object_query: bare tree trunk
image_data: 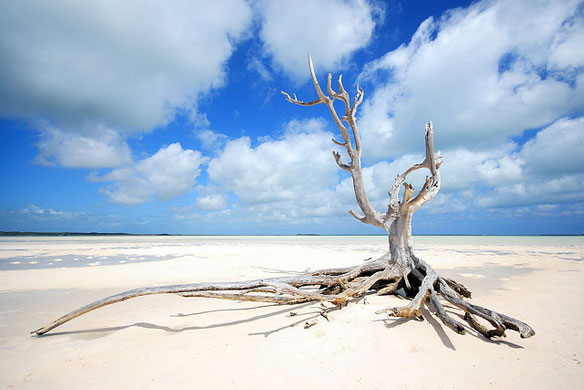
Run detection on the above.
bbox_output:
[32,54,534,340]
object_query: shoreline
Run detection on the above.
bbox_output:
[2,231,582,237]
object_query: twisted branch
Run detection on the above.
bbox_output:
[283,52,383,229]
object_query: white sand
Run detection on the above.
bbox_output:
[1,236,583,389]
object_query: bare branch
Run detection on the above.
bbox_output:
[280,90,322,106]
[409,176,432,205]
[400,162,426,180]
[331,138,346,147]
[307,52,328,101]
[177,291,312,305]
[326,73,338,98]
[386,175,403,217]
[402,182,414,204]
[385,121,442,220]
[424,121,437,176]
[350,85,364,118]
[349,209,367,223]
[337,75,349,100]
[292,52,382,228]
[336,75,353,129]
[332,151,351,172]
[307,53,352,151]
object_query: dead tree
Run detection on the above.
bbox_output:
[32,54,534,340]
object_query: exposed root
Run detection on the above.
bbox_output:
[443,278,472,298]
[429,292,466,334]
[377,268,436,319]
[374,264,534,339]
[31,257,534,340]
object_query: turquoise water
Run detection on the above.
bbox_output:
[1,234,583,246]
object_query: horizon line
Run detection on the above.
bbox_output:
[1,231,582,237]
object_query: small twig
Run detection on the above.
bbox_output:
[304,319,318,329]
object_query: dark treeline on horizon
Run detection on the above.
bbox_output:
[0,231,582,237]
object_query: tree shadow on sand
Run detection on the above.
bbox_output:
[36,302,320,339]
[36,291,525,350]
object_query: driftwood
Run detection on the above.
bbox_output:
[32,54,534,340]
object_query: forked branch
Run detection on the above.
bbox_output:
[386,121,442,219]
[282,52,383,229]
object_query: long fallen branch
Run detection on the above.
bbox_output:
[32,257,534,339]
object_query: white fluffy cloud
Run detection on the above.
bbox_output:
[0,0,252,131]
[520,117,584,176]
[336,114,584,214]
[96,143,206,205]
[424,116,584,210]
[196,129,229,151]
[3,0,582,231]
[0,0,252,165]
[476,174,584,209]
[358,0,584,160]
[195,194,228,211]
[208,119,337,203]
[475,116,584,208]
[35,123,132,168]
[205,119,344,221]
[257,0,378,80]
[21,204,84,220]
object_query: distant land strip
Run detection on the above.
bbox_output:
[0,231,581,237]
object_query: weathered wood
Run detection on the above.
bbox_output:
[32,54,534,341]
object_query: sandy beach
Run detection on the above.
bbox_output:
[1,235,583,389]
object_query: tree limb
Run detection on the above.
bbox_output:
[332,151,351,172]
[283,52,383,228]
[280,91,322,106]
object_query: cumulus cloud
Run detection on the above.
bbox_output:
[205,118,344,221]
[520,117,584,176]
[547,8,584,70]
[257,0,379,80]
[247,58,273,82]
[21,204,83,220]
[196,129,229,151]
[0,0,252,131]
[337,114,584,214]
[476,174,584,209]
[441,116,584,209]
[195,194,228,210]
[0,0,252,165]
[357,0,584,160]
[208,119,338,203]
[473,116,584,209]
[3,0,582,232]
[96,143,206,205]
[35,123,132,168]
[0,204,91,231]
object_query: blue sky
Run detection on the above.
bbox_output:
[1,0,583,235]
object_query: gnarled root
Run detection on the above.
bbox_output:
[31,257,534,340]
[376,261,535,339]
